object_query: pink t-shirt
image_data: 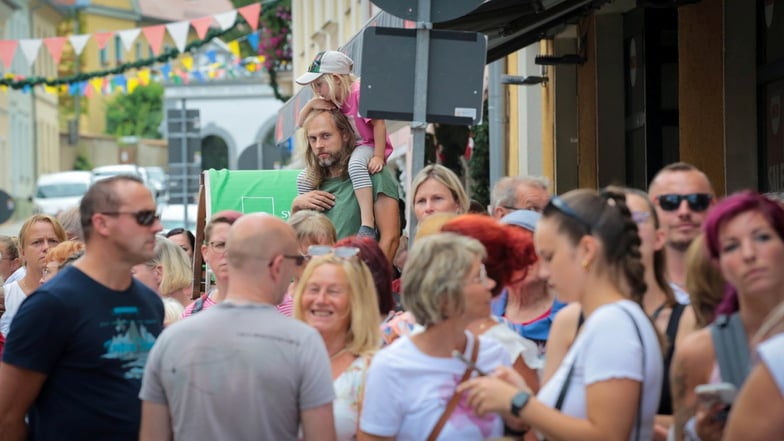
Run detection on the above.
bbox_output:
[341,80,393,160]
[180,294,217,318]
[276,293,294,317]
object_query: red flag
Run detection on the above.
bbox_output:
[190,16,213,40]
[0,40,18,70]
[238,3,261,31]
[43,37,66,65]
[93,31,114,49]
[142,25,165,55]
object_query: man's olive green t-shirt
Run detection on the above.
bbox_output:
[317,168,399,239]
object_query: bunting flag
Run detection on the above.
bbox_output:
[89,76,104,94]
[0,40,18,70]
[247,32,259,52]
[138,68,150,85]
[238,3,261,31]
[160,63,172,79]
[117,28,141,52]
[190,16,213,40]
[165,21,190,53]
[43,37,66,65]
[214,10,238,31]
[142,25,166,55]
[18,39,42,67]
[68,34,90,56]
[128,77,139,93]
[181,54,193,71]
[227,40,240,58]
[93,31,114,50]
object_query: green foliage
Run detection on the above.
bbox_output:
[73,150,93,171]
[228,0,292,102]
[105,83,164,139]
[470,100,490,207]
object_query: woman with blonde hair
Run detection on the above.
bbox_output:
[684,234,726,328]
[294,248,380,441]
[410,164,470,222]
[0,214,66,337]
[132,236,193,307]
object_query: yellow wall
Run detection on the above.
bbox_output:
[540,39,554,183]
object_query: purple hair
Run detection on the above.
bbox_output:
[703,191,784,259]
[334,236,395,315]
[703,191,784,316]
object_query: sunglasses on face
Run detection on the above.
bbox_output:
[656,193,712,212]
[307,245,360,259]
[101,210,160,226]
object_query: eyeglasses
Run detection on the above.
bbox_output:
[208,241,227,253]
[656,193,712,212]
[631,211,651,224]
[307,245,361,259]
[548,196,592,232]
[101,210,160,226]
[281,254,308,266]
[0,253,15,261]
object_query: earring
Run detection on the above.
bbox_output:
[581,259,591,270]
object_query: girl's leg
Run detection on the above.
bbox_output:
[348,146,376,238]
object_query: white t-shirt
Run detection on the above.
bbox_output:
[757,332,784,397]
[0,281,26,337]
[360,331,510,441]
[537,300,663,441]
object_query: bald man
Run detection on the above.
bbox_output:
[648,162,715,304]
[139,214,336,441]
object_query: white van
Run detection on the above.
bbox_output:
[33,171,93,216]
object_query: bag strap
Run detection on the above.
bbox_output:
[710,313,750,389]
[617,305,645,441]
[426,337,480,441]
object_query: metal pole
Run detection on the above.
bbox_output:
[488,58,507,189]
[408,0,431,242]
[180,99,188,227]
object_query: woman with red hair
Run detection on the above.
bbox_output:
[441,214,542,390]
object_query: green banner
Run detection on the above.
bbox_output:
[206,169,301,220]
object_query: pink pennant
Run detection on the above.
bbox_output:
[84,82,94,98]
[142,25,166,55]
[43,37,66,65]
[0,40,18,70]
[238,3,261,31]
[93,31,114,49]
[190,16,213,40]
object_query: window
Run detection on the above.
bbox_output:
[115,36,124,63]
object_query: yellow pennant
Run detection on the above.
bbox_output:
[90,77,104,94]
[228,40,240,58]
[128,77,139,94]
[182,55,193,71]
[138,69,150,85]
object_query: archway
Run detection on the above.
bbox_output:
[201,135,229,171]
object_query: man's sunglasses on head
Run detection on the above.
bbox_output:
[100,210,160,226]
[656,193,712,212]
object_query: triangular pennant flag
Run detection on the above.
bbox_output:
[44,84,58,95]
[214,10,237,31]
[247,32,259,52]
[190,16,213,40]
[160,63,172,78]
[90,77,103,94]
[166,21,190,53]
[22,84,31,94]
[18,39,42,67]
[138,69,150,85]
[142,25,166,55]
[84,82,93,98]
[114,74,127,92]
[238,3,261,31]
[43,37,66,65]
[193,70,204,83]
[206,49,217,64]
[0,40,19,70]
[182,55,193,71]
[128,77,139,94]
[117,28,141,52]
[93,32,114,50]
[68,34,90,56]
[227,40,240,58]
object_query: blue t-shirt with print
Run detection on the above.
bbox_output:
[3,265,164,441]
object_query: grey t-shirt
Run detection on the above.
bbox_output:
[140,302,335,441]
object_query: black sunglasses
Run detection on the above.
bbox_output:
[656,193,712,212]
[101,210,160,226]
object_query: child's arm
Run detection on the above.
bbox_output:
[368,119,387,174]
[297,98,336,127]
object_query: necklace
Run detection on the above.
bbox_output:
[329,348,348,360]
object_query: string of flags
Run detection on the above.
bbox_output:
[0,2,269,94]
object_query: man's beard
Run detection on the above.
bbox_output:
[318,150,344,169]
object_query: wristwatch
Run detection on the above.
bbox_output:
[510,391,532,417]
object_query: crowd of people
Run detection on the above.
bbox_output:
[0,50,782,441]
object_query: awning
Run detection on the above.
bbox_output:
[275,0,609,144]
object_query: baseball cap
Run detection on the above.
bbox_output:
[296,51,354,85]
[501,210,541,232]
